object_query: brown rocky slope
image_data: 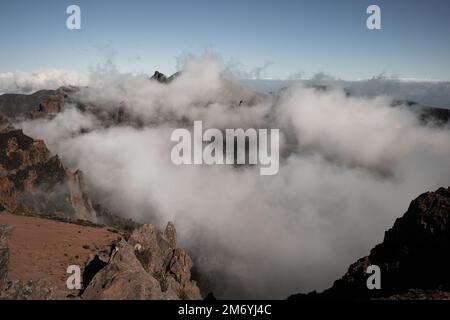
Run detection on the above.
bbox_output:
[0,212,201,300]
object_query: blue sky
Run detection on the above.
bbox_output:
[0,0,450,80]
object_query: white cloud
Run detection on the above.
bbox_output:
[0,69,87,95]
[16,56,450,299]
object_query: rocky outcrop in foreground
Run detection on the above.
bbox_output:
[0,112,199,300]
[0,214,201,300]
[290,187,450,300]
[83,223,201,300]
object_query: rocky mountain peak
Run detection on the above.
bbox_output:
[151,71,168,83]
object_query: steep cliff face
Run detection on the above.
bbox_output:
[0,125,97,222]
[290,187,450,300]
[0,126,136,230]
[0,213,202,300]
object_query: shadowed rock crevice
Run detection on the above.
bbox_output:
[81,255,108,294]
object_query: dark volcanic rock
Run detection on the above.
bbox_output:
[0,224,63,299]
[290,187,450,300]
[391,100,450,126]
[417,106,450,126]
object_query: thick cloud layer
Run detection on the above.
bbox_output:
[17,58,450,298]
[241,78,450,109]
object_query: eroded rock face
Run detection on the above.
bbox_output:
[0,126,97,223]
[128,224,165,275]
[150,71,181,84]
[131,222,201,299]
[0,126,136,230]
[82,239,170,300]
[83,223,202,300]
[66,170,98,222]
